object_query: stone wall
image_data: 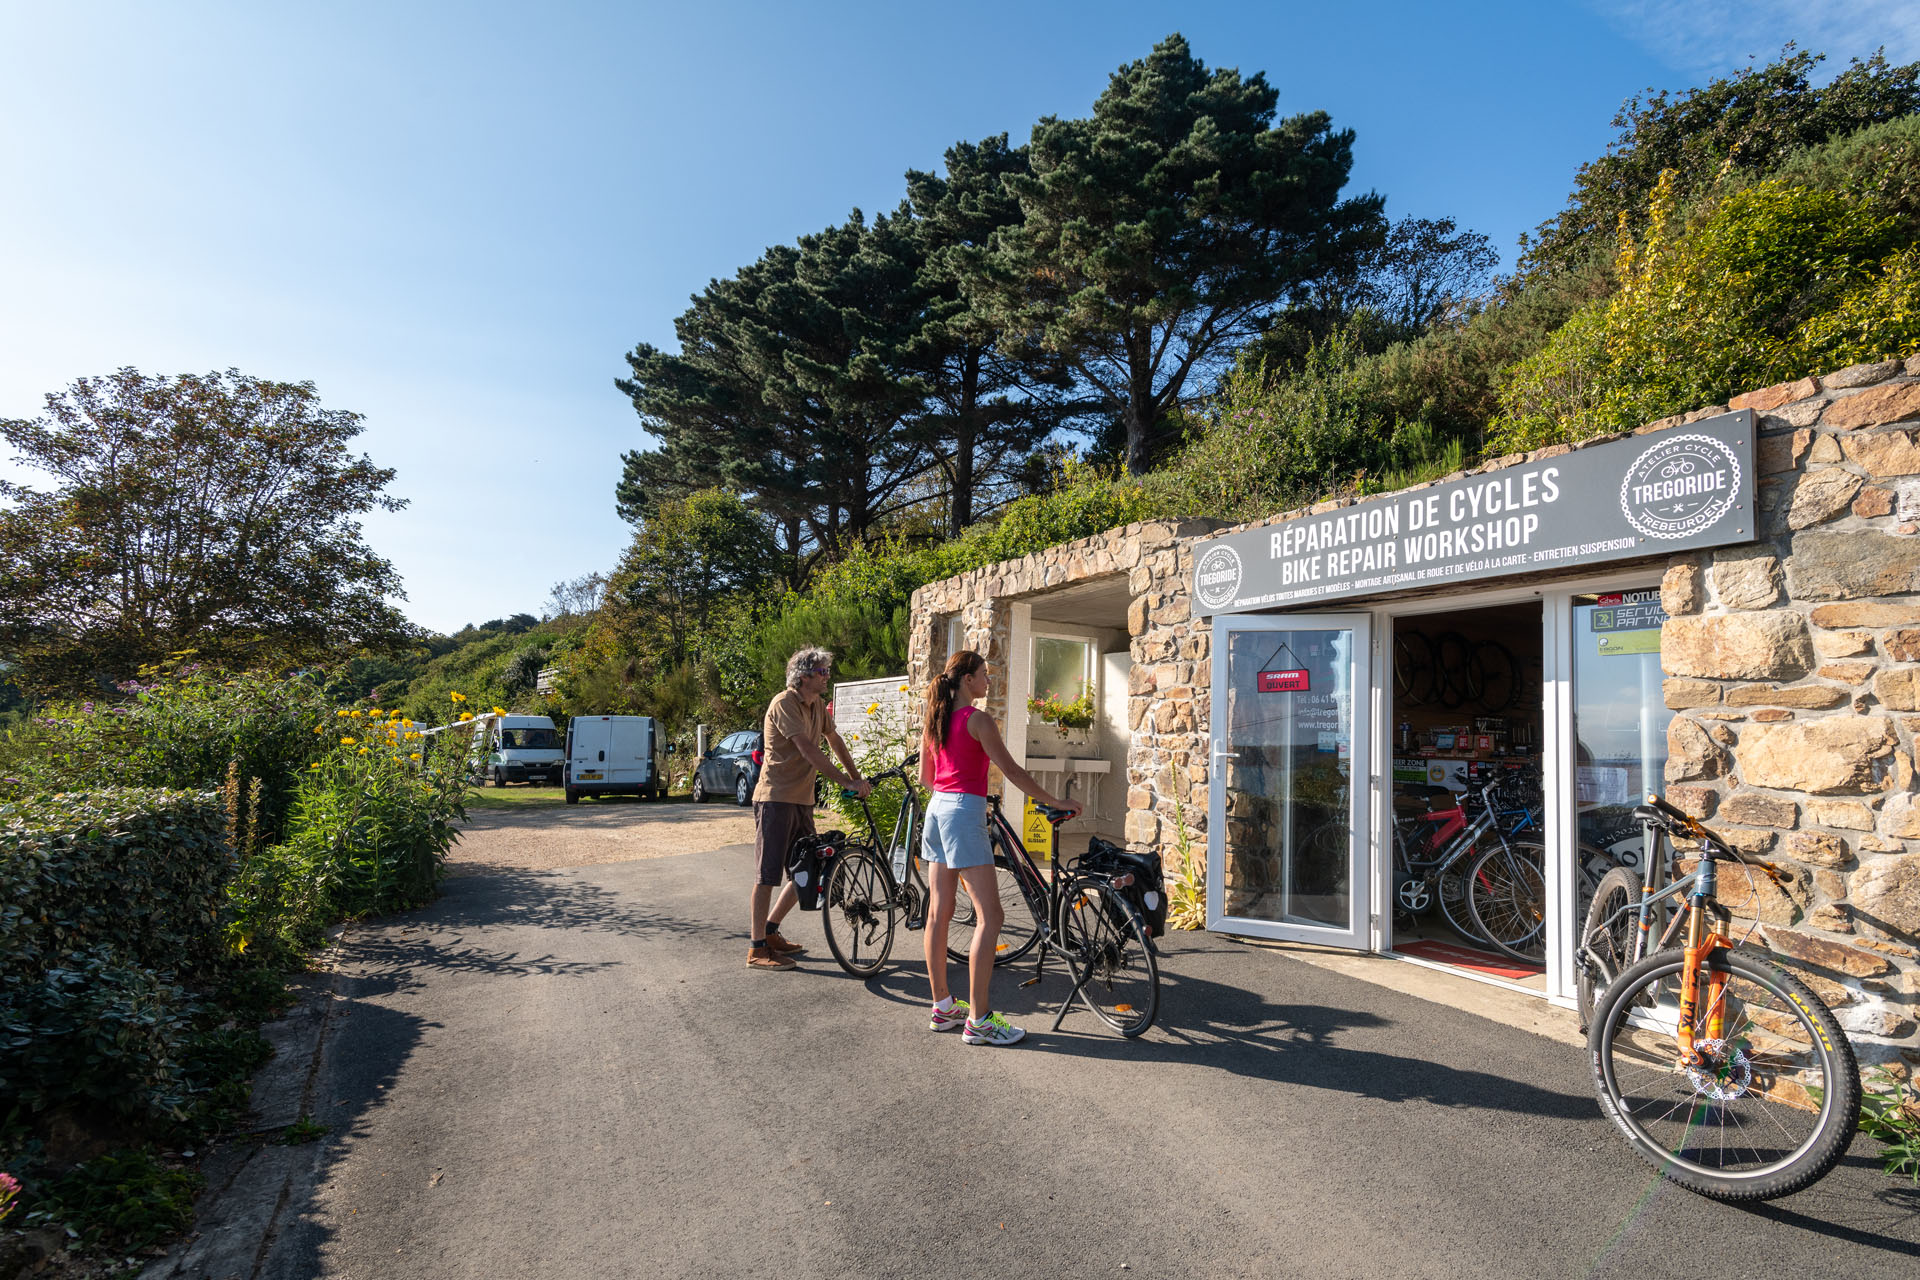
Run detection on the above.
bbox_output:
[1656,356,1920,1067]
[905,356,1920,1069]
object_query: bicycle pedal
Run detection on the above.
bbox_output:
[904,915,926,931]
[1019,975,1042,988]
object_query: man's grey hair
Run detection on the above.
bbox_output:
[785,646,834,691]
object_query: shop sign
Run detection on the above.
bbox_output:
[1591,591,1668,655]
[1190,411,1755,615]
[1257,668,1310,692]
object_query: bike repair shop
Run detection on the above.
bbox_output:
[911,360,1920,1051]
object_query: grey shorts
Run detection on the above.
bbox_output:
[753,800,815,887]
[921,791,992,870]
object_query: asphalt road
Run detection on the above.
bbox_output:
[262,844,1920,1280]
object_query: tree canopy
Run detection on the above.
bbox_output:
[0,369,411,693]
[972,33,1384,474]
[1520,45,1920,278]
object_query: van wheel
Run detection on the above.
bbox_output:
[691,775,706,804]
[735,773,752,807]
[491,770,507,788]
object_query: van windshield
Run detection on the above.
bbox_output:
[501,728,558,750]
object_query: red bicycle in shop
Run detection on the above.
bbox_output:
[1389,772,1550,960]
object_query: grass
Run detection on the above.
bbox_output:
[461,784,569,809]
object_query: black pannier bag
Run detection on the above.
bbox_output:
[787,830,845,911]
[1079,835,1168,942]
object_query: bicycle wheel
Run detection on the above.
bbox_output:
[822,851,896,977]
[1393,631,1435,707]
[1468,641,1519,712]
[1590,946,1860,1201]
[1576,866,1641,1031]
[1433,632,1476,709]
[1058,877,1159,1036]
[1465,841,1546,962]
[947,854,1042,964]
[1435,855,1487,946]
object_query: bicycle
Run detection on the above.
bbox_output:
[1390,773,1545,957]
[1583,793,1859,1201]
[819,752,1042,978]
[820,753,932,977]
[975,792,1162,1037]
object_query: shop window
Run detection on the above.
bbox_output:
[1572,590,1670,864]
[1032,635,1092,703]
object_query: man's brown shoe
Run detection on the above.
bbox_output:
[765,928,806,956]
[747,946,796,970]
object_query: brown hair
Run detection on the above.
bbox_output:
[922,649,984,751]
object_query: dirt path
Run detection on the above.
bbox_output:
[448,798,842,872]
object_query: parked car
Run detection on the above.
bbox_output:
[691,730,762,806]
[565,715,662,803]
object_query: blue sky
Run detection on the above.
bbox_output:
[2,1,1914,633]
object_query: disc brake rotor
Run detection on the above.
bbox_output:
[1684,1038,1754,1101]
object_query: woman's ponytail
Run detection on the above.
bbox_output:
[922,650,983,751]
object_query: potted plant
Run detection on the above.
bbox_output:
[1028,685,1095,744]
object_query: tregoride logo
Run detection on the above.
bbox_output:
[1619,433,1742,540]
[1194,543,1244,611]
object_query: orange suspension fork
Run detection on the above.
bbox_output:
[1675,858,1731,1064]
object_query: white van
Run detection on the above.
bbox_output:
[473,714,565,786]
[565,715,662,803]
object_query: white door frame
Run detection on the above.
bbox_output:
[1213,570,1666,1003]
[1208,612,1374,948]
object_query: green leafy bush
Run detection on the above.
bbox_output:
[0,789,230,980]
[0,670,331,847]
[1,946,198,1122]
[229,741,464,956]
[20,1149,202,1248]
[1491,172,1920,451]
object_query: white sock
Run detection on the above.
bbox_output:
[934,996,956,1012]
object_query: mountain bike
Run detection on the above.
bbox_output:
[1584,793,1859,1201]
[971,793,1162,1037]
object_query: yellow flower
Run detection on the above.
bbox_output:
[357,747,369,755]
[310,762,322,770]
[370,707,383,715]
[340,736,357,745]
[450,691,466,703]
[336,709,349,718]
[492,706,505,716]
[457,712,471,722]
[410,752,422,761]
[866,702,878,715]
[350,709,363,718]
[314,725,324,735]
[898,684,908,692]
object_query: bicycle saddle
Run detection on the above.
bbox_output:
[1033,802,1075,822]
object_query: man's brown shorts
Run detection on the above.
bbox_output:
[753,800,816,887]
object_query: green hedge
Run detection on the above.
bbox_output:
[0,789,230,1122]
[0,789,230,982]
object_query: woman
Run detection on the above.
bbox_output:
[919,649,1080,1046]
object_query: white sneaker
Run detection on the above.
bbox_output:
[960,1010,1026,1046]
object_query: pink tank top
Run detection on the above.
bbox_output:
[930,706,990,795]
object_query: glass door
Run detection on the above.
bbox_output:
[1208,613,1373,947]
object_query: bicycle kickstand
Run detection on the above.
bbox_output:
[1020,935,1048,988]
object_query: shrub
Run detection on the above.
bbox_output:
[1,946,199,1123]
[228,734,464,956]
[0,789,230,980]
[0,670,331,846]
[20,1149,202,1249]
[1491,172,1920,451]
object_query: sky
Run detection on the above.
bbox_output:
[2,1,1915,634]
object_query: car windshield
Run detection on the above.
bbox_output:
[501,728,557,750]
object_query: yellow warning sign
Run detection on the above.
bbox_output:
[1022,795,1054,860]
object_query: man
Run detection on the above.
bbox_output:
[748,645,870,970]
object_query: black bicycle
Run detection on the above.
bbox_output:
[973,793,1162,1037]
[822,754,933,976]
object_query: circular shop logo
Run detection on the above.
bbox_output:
[1194,543,1244,611]
[1619,433,1743,540]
